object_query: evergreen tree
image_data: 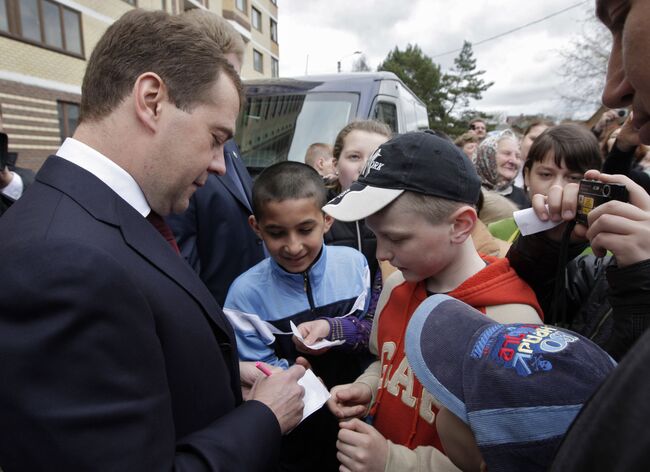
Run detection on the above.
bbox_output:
[440,41,494,132]
[352,54,371,72]
[377,44,445,125]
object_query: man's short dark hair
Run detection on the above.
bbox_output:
[80,9,242,123]
[252,161,328,219]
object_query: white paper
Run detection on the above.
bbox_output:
[298,369,331,422]
[513,207,563,236]
[290,320,345,350]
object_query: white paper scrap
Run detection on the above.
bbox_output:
[290,321,345,350]
[298,369,331,422]
[513,207,563,236]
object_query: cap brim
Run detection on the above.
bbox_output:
[323,182,404,222]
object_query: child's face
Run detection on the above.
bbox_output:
[366,202,454,284]
[495,137,522,183]
[335,130,389,191]
[249,198,333,273]
[524,151,583,200]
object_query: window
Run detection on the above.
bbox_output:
[251,7,261,31]
[235,0,246,13]
[253,49,263,73]
[270,18,277,43]
[373,102,398,133]
[0,0,83,56]
[121,0,136,5]
[271,58,279,78]
[57,101,79,142]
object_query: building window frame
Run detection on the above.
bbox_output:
[57,100,79,142]
[251,7,261,31]
[120,0,137,5]
[235,0,246,13]
[0,0,84,58]
[270,18,277,43]
[271,57,279,78]
[253,49,263,73]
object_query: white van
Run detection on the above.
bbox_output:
[234,71,430,174]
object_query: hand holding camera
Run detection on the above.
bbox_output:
[531,170,650,267]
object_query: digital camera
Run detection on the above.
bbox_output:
[576,179,629,226]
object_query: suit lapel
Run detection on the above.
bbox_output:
[37,156,236,341]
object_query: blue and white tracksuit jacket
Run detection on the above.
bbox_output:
[224,244,370,386]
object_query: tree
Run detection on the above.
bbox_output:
[352,54,371,72]
[558,12,611,114]
[377,44,446,125]
[441,41,494,120]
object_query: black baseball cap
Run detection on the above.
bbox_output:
[323,130,481,222]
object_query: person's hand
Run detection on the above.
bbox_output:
[293,319,331,355]
[337,419,388,472]
[239,361,283,401]
[594,109,621,136]
[582,170,650,267]
[530,180,586,242]
[614,114,640,152]
[0,166,13,189]
[250,364,305,434]
[327,383,372,420]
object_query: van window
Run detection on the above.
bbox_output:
[236,92,359,171]
[373,101,398,133]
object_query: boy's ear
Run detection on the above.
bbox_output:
[133,72,167,134]
[323,213,334,234]
[449,205,477,244]
[248,214,262,237]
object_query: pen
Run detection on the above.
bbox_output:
[255,361,273,377]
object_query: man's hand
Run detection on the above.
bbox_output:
[337,419,388,472]
[250,364,305,434]
[583,170,650,267]
[239,361,282,401]
[327,383,372,420]
[293,319,331,355]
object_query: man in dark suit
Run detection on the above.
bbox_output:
[167,10,265,307]
[0,9,304,471]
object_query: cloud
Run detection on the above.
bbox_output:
[276,0,603,119]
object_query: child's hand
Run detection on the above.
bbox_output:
[530,180,586,242]
[292,319,331,355]
[327,383,372,420]
[336,419,388,472]
[583,170,650,267]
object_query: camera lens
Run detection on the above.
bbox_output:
[603,184,611,197]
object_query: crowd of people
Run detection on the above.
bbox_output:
[0,0,648,471]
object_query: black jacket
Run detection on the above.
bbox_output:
[507,233,650,360]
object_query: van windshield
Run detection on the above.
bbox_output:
[235,92,359,172]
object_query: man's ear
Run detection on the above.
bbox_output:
[523,166,531,190]
[323,213,334,234]
[133,72,167,133]
[449,205,477,244]
[248,214,262,237]
[316,157,325,172]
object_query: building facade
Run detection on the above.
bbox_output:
[0,0,279,170]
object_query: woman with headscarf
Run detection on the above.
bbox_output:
[473,129,530,209]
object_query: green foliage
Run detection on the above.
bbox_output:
[378,41,494,136]
[377,44,445,125]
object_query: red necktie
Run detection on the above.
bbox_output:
[146,211,180,255]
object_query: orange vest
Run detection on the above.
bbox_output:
[370,256,542,450]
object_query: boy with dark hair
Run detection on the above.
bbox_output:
[324,131,543,471]
[405,294,615,472]
[224,161,371,386]
[224,161,371,471]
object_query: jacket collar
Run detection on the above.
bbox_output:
[269,243,328,286]
[36,156,235,341]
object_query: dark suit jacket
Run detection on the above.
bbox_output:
[167,140,265,307]
[0,156,281,471]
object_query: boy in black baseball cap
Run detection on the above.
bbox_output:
[325,131,544,471]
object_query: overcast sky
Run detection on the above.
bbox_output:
[277,0,607,120]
